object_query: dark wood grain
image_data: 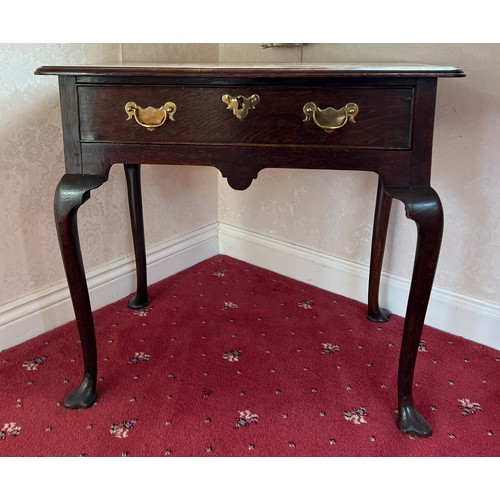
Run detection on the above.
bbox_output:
[35,62,466,79]
[58,77,82,174]
[366,177,392,323]
[124,164,149,309]
[387,186,444,437]
[37,62,465,437]
[78,84,413,149]
[54,174,107,408]
[79,143,413,186]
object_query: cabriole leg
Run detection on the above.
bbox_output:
[386,186,444,437]
[367,176,392,322]
[124,164,149,309]
[54,174,107,409]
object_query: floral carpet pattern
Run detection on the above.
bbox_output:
[1,256,498,456]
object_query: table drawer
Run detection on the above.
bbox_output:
[78,85,413,149]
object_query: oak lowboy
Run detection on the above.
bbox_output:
[35,62,465,437]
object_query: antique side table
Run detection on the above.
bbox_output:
[35,63,465,436]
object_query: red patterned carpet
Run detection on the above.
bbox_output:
[1,255,499,457]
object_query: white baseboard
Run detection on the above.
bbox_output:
[219,222,500,351]
[0,223,219,351]
[3,220,499,352]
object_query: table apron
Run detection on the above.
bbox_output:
[78,142,414,187]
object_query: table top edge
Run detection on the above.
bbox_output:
[34,62,466,78]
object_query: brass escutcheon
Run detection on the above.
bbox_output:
[221,94,260,120]
[303,102,359,133]
[125,101,177,131]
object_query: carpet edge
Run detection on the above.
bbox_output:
[218,222,500,351]
[0,223,219,351]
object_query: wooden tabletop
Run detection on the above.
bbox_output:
[35,62,465,78]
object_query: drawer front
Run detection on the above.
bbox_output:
[78,85,413,149]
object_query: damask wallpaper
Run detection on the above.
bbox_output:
[0,43,218,308]
[218,44,500,305]
[1,43,499,345]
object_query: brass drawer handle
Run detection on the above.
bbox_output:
[303,102,359,133]
[125,101,177,131]
[222,94,260,120]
